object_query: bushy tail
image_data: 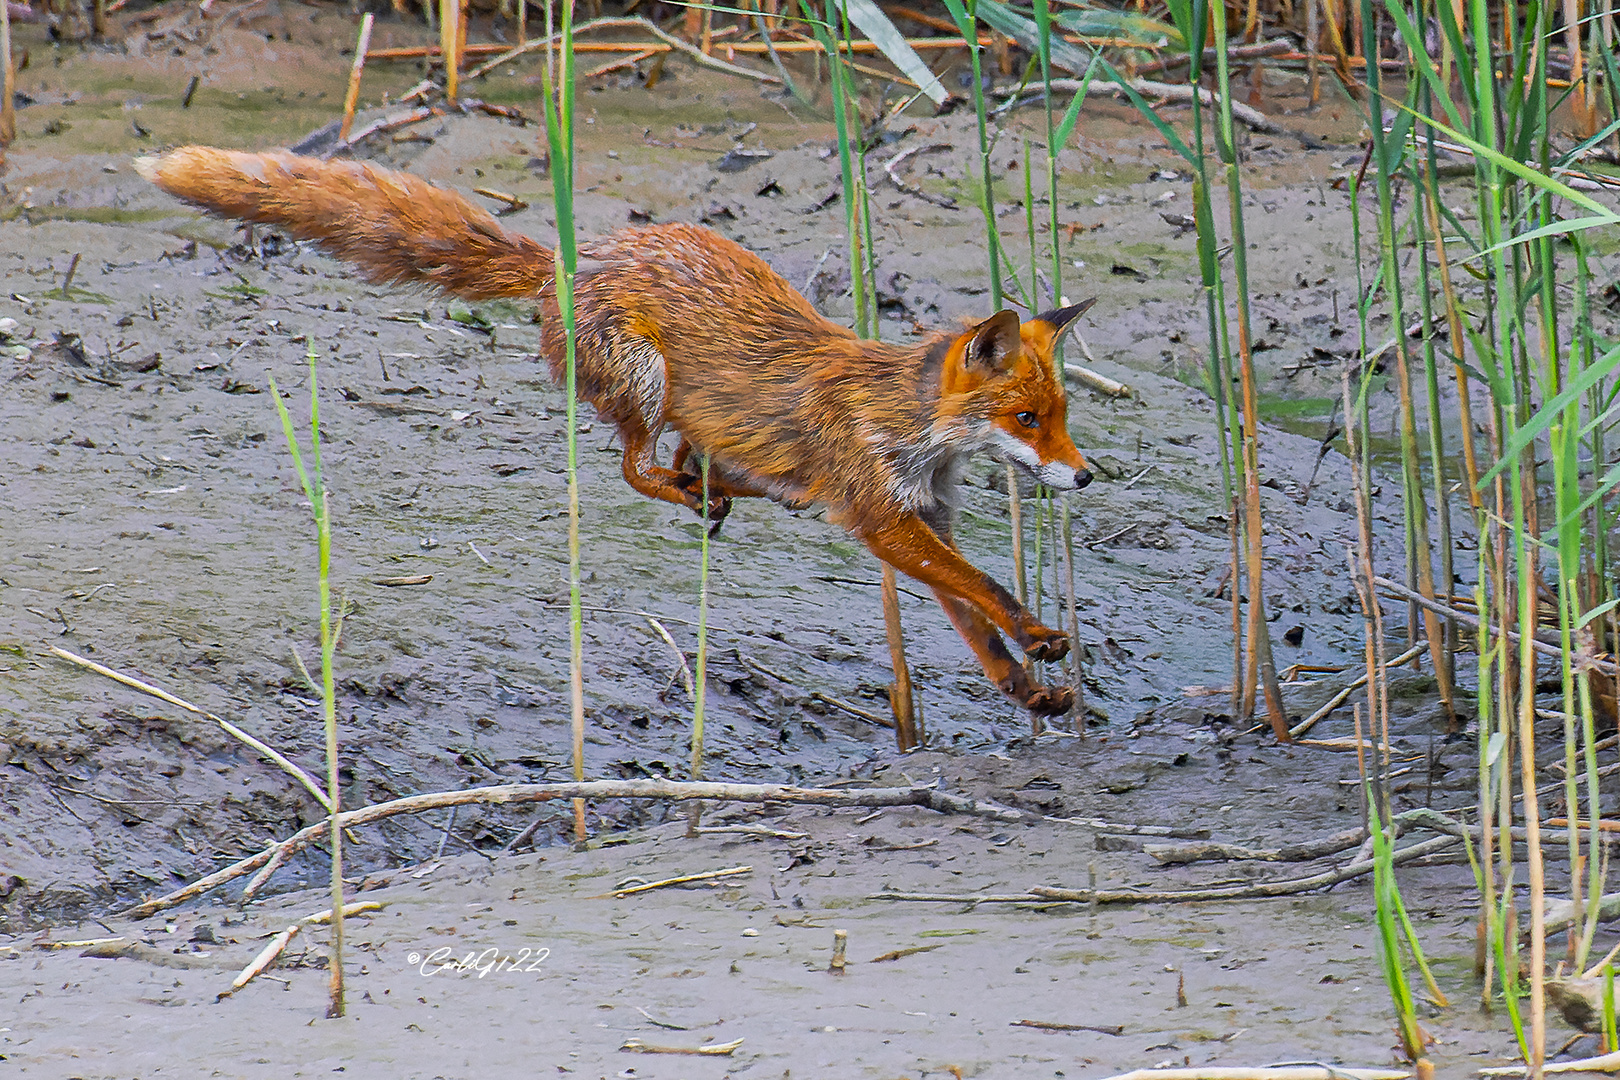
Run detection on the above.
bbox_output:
[135,146,553,301]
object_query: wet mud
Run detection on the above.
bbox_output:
[1,7,1611,1075]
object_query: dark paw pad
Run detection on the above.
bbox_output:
[1026,685,1075,716]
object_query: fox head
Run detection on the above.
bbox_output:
[940,299,1096,491]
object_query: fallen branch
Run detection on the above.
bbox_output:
[872,833,1461,907]
[1023,77,1286,136]
[117,779,1025,918]
[1478,1052,1620,1077]
[1132,37,1292,75]
[50,646,331,812]
[1042,815,1208,839]
[594,865,751,898]
[1139,823,1368,866]
[1374,575,1616,675]
[423,16,779,85]
[1102,1069,1410,1080]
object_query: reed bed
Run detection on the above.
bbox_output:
[29,0,1611,1059]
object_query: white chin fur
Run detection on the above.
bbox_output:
[989,430,1077,490]
[1036,463,1079,490]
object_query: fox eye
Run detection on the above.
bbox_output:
[1015,411,1039,429]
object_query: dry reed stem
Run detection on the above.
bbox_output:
[1016,78,1287,134]
[228,925,299,992]
[871,943,944,962]
[439,0,459,100]
[0,0,14,150]
[339,13,375,143]
[471,186,529,211]
[49,645,332,811]
[875,832,1461,906]
[1042,816,1208,838]
[1011,1018,1125,1035]
[592,864,751,898]
[118,780,1026,918]
[645,616,695,699]
[302,901,384,924]
[1101,1069,1410,1080]
[880,563,918,750]
[1373,578,1617,673]
[1064,362,1133,398]
[1478,1051,1620,1076]
[620,1037,744,1055]
[1288,642,1426,738]
[442,16,782,83]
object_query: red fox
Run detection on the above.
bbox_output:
[136,146,1096,716]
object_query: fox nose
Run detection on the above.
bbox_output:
[1075,468,1093,490]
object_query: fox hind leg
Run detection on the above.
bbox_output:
[617,420,730,521]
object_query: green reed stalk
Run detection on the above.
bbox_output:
[1113,0,1244,725]
[269,347,345,1019]
[1210,0,1286,739]
[540,0,587,845]
[812,2,916,747]
[1368,795,1425,1058]
[693,457,711,779]
[1606,964,1618,1051]
[941,0,1002,309]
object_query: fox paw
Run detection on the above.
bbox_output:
[1025,684,1075,716]
[1021,626,1071,663]
[674,473,732,525]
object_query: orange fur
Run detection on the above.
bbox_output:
[139,146,1097,716]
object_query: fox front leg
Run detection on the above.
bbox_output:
[932,589,1075,715]
[854,512,1070,662]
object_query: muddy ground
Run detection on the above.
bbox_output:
[2,5,1620,1076]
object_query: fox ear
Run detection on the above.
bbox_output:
[1033,297,1098,340]
[963,310,1024,373]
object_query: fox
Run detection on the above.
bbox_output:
[135,146,1097,716]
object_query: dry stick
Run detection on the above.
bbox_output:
[451,16,780,84]
[1287,642,1426,739]
[872,833,1461,906]
[882,142,956,209]
[1015,78,1287,134]
[1044,816,1209,838]
[50,646,332,812]
[1102,1069,1411,1080]
[1064,362,1133,398]
[337,105,436,154]
[1141,823,1370,866]
[645,617,695,699]
[880,564,918,750]
[594,865,750,899]
[119,780,1026,918]
[339,13,376,143]
[1011,1019,1125,1035]
[1478,1052,1620,1078]
[620,1037,744,1056]
[227,924,299,993]
[1373,576,1618,674]
[735,653,893,729]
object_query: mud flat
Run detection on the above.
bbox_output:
[0,9,1600,1075]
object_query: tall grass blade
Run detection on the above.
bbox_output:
[540,0,588,845]
[268,349,345,1018]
